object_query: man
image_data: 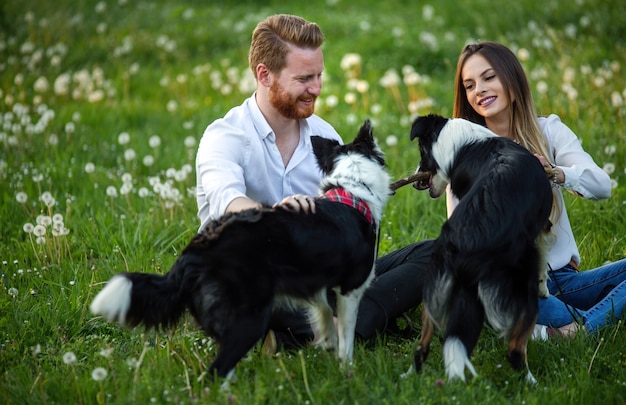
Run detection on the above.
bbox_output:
[196,14,433,350]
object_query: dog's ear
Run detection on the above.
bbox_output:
[354,118,374,148]
[311,135,340,174]
[410,114,449,141]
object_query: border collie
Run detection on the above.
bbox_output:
[407,114,552,383]
[90,120,390,381]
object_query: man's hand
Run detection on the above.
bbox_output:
[274,194,316,214]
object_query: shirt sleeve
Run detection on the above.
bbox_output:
[196,119,250,222]
[543,114,612,200]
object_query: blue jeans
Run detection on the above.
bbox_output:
[537,258,626,332]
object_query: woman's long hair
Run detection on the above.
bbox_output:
[453,41,561,229]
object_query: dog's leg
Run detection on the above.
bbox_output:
[506,317,538,384]
[442,288,483,382]
[207,306,271,380]
[334,267,375,364]
[413,307,435,373]
[308,290,338,352]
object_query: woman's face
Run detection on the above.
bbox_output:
[461,54,511,123]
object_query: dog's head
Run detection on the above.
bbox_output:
[311,119,385,175]
[409,114,451,198]
[311,119,390,224]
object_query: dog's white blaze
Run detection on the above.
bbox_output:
[431,118,497,180]
[443,337,477,382]
[90,275,133,325]
[319,151,390,225]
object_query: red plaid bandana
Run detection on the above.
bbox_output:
[318,188,373,224]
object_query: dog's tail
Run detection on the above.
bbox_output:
[90,259,187,329]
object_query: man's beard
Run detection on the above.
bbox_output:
[269,81,315,119]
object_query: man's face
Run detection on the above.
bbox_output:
[269,46,324,119]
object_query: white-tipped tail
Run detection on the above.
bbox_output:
[90,275,133,325]
[443,337,477,382]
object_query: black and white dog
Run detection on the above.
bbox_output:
[90,120,390,381]
[408,114,552,383]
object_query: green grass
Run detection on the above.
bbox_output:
[2,0,626,403]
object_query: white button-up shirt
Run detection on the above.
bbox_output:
[195,94,343,230]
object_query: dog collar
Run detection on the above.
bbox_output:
[319,188,373,224]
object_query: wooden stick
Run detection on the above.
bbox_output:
[389,172,430,192]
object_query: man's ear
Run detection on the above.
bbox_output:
[256,64,271,87]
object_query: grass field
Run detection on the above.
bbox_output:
[1,0,625,403]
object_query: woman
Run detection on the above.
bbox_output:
[451,41,626,337]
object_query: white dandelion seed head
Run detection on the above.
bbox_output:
[16,191,28,203]
[91,367,108,381]
[148,135,161,148]
[340,53,362,71]
[33,224,47,237]
[84,162,95,173]
[604,145,616,155]
[138,187,150,198]
[23,223,34,233]
[52,213,64,224]
[385,135,398,147]
[36,236,46,245]
[344,92,357,104]
[8,287,18,298]
[123,148,136,161]
[117,132,130,145]
[106,186,118,198]
[63,351,77,365]
[99,347,114,358]
[143,155,154,166]
[603,162,615,175]
[184,136,196,148]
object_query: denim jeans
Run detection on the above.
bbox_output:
[537,258,626,332]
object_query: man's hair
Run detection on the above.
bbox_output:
[248,14,324,78]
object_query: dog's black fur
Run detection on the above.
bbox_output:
[90,120,390,381]
[408,114,552,383]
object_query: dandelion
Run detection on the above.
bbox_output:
[34,76,49,93]
[610,91,623,108]
[517,48,529,62]
[604,145,616,155]
[63,351,77,365]
[385,135,398,147]
[99,347,114,358]
[52,213,63,224]
[149,135,161,148]
[33,225,46,237]
[118,132,130,145]
[138,187,150,198]
[16,191,28,203]
[603,162,615,175]
[106,186,118,198]
[536,81,548,94]
[325,94,338,108]
[143,155,154,166]
[166,100,178,112]
[23,223,34,233]
[84,162,95,173]
[8,287,18,298]
[123,148,136,161]
[184,136,196,148]
[91,367,108,381]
